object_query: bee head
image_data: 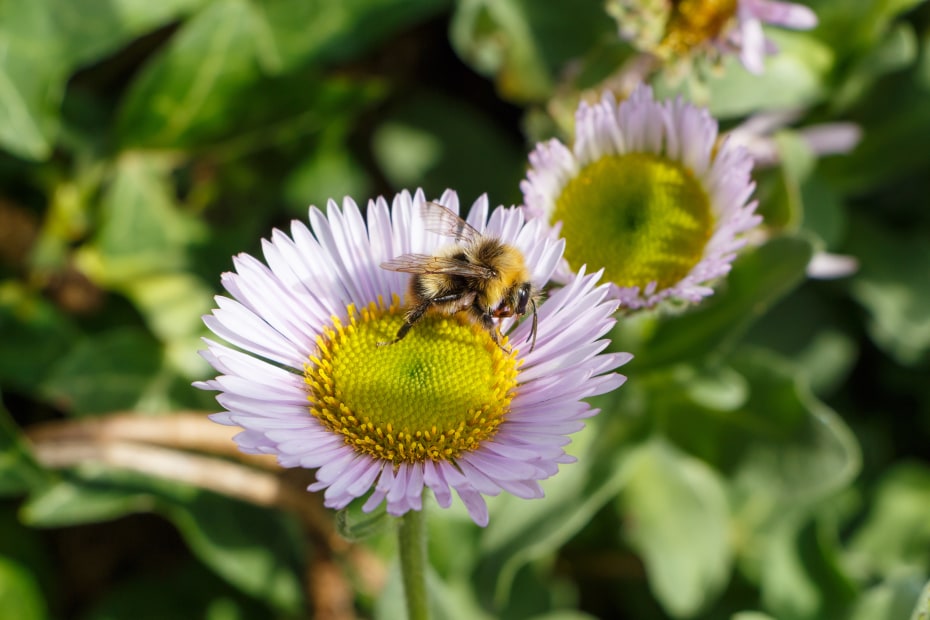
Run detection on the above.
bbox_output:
[515,282,533,316]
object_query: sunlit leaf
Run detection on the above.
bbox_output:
[93,153,206,273]
[618,438,733,618]
[848,464,930,577]
[760,517,858,620]
[912,578,930,620]
[703,32,833,118]
[115,0,423,148]
[0,557,47,620]
[849,570,926,620]
[0,0,203,159]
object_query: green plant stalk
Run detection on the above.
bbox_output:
[398,506,429,620]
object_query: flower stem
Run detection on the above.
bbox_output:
[398,507,429,620]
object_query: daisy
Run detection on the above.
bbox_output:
[607,0,818,74]
[521,84,761,309]
[195,189,630,527]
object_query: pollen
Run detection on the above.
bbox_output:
[660,0,739,56]
[553,152,713,291]
[303,296,520,465]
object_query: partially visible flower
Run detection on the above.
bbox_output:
[195,189,630,527]
[727,108,862,167]
[521,85,761,309]
[606,0,818,74]
[806,252,859,279]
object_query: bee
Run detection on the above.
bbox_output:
[380,201,540,352]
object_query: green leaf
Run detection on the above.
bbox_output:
[0,556,47,620]
[22,466,305,613]
[120,273,214,342]
[765,131,817,232]
[618,438,733,618]
[633,235,816,371]
[475,419,633,608]
[20,471,164,527]
[703,31,833,119]
[92,153,207,275]
[82,561,271,620]
[0,398,46,497]
[0,4,64,160]
[849,570,927,620]
[249,0,449,72]
[335,499,391,543]
[0,284,80,392]
[731,613,777,620]
[760,517,857,620]
[40,328,164,416]
[166,492,305,614]
[847,218,930,365]
[848,464,930,577]
[912,579,930,620]
[115,0,415,149]
[0,0,203,159]
[283,126,372,216]
[116,0,264,148]
[372,90,527,204]
[809,0,926,56]
[729,349,860,505]
[450,0,615,102]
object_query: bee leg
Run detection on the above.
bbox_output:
[377,292,468,347]
[474,304,510,353]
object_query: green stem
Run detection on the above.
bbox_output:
[398,507,429,620]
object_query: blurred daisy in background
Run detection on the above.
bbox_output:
[522,85,761,309]
[196,190,630,527]
[606,0,818,74]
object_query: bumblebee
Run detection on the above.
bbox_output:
[380,201,540,351]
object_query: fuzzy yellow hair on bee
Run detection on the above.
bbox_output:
[379,202,540,352]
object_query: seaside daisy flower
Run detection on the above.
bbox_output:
[521,84,761,309]
[606,0,818,74]
[195,189,630,527]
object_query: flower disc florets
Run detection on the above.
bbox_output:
[305,299,518,465]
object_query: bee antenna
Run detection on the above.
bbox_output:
[526,297,538,352]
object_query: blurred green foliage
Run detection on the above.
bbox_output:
[2,0,930,618]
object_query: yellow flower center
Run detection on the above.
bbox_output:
[553,153,713,290]
[304,298,519,465]
[661,0,739,55]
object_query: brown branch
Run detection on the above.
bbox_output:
[30,437,348,552]
[26,412,278,468]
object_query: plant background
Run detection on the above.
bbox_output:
[2,0,930,619]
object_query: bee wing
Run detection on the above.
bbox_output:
[381,253,495,279]
[420,201,483,244]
